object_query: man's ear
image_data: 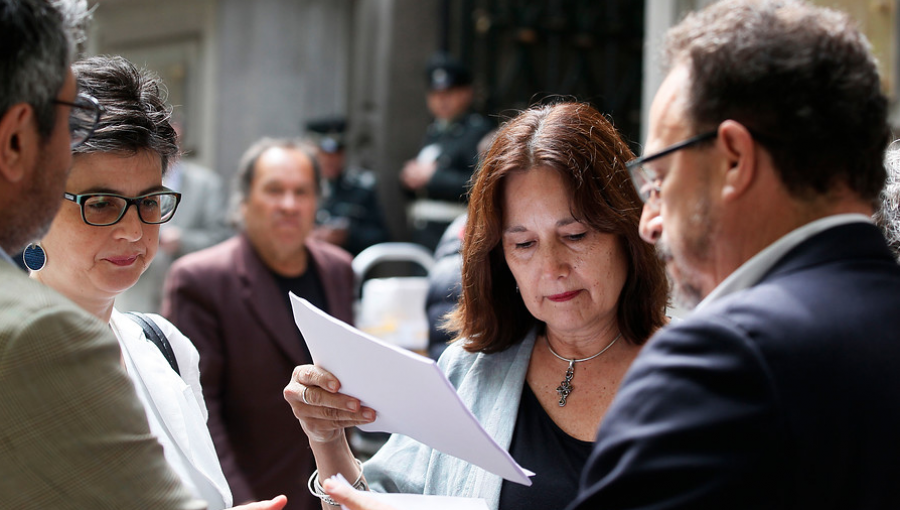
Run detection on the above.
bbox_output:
[717,120,757,202]
[0,103,38,184]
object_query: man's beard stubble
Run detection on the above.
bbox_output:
[656,195,714,311]
[0,150,65,254]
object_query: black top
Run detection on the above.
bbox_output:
[317,167,389,256]
[425,213,466,360]
[272,256,328,360]
[417,112,494,203]
[499,383,593,510]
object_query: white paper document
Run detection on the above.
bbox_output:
[329,473,489,510]
[290,294,534,486]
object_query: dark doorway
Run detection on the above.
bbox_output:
[443,0,645,148]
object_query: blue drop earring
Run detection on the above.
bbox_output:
[23,242,46,272]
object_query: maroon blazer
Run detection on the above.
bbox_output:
[161,234,354,509]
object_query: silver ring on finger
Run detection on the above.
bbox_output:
[301,385,311,405]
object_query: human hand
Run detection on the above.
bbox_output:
[283,364,376,444]
[400,160,437,190]
[323,479,398,510]
[232,495,288,509]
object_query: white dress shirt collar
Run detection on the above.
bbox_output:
[696,213,872,310]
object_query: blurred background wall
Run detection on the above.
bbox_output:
[85,0,898,242]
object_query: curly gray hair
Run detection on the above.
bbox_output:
[875,144,900,262]
[0,0,91,139]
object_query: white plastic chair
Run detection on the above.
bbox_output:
[352,242,436,353]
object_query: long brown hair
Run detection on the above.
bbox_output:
[448,102,668,353]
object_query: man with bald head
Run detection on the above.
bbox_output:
[163,138,354,509]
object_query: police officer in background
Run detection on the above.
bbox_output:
[401,52,493,251]
[307,117,390,256]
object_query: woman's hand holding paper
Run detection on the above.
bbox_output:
[285,364,376,508]
[284,364,377,443]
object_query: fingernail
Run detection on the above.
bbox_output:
[362,409,375,420]
[347,401,359,411]
[327,382,337,392]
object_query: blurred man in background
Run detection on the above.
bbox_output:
[307,117,389,256]
[163,138,353,509]
[400,52,492,251]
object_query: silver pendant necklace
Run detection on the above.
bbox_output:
[547,332,621,407]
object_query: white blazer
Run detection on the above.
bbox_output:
[110,309,233,509]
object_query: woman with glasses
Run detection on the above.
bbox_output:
[30,55,285,510]
[285,102,669,510]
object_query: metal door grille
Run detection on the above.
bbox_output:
[444,0,645,146]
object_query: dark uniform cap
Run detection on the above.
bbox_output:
[305,117,347,153]
[426,52,472,91]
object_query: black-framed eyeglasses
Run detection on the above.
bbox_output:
[52,92,103,149]
[63,190,182,226]
[626,130,718,203]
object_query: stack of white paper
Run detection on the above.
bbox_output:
[290,294,534,486]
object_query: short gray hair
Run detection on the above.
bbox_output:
[72,56,179,174]
[0,0,91,139]
[50,0,92,62]
[875,144,900,262]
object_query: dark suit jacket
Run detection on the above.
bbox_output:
[570,223,900,509]
[419,112,493,203]
[162,234,354,509]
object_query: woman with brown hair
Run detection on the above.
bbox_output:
[284,102,668,510]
